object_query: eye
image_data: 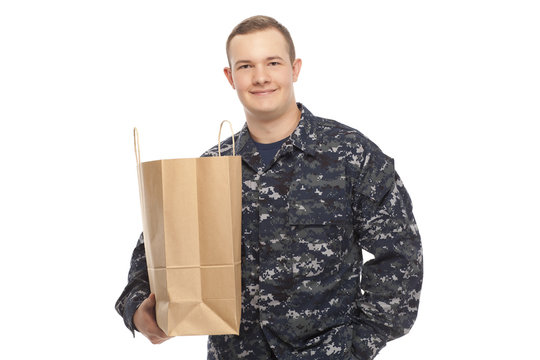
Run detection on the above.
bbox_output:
[238,64,251,70]
[269,61,280,66]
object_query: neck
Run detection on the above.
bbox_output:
[245,102,301,144]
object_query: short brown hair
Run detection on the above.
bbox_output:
[226,15,296,67]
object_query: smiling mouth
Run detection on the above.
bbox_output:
[250,89,276,96]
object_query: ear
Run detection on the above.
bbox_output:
[223,67,236,89]
[292,58,302,82]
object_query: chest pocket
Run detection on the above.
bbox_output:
[287,187,353,280]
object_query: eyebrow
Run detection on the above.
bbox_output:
[234,56,285,67]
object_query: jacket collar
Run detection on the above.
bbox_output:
[235,102,319,158]
[288,103,319,157]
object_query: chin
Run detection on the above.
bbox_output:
[244,101,277,114]
[251,105,280,116]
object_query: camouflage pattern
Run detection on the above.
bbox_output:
[116,103,423,359]
[115,233,148,336]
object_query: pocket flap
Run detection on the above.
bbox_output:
[288,199,352,225]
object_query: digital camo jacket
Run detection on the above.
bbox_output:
[116,103,423,360]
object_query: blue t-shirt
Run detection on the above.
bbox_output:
[253,137,289,167]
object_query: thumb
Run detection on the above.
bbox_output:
[147,293,156,307]
[141,293,156,311]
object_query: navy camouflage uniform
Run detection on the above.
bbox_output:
[116,103,423,359]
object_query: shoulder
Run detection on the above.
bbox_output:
[200,133,238,158]
[307,112,390,165]
[307,111,395,202]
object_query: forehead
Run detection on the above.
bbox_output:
[228,28,290,63]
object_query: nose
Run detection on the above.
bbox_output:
[252,65,270,85]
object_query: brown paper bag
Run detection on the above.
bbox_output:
[133,121,242,336]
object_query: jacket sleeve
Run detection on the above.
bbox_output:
[115,232,151,336]
[350,150,423,359]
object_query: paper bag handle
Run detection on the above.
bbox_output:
[134,122,235,160]
[218,120,236,156]
[133,128,145,225]
[134,127,141,168]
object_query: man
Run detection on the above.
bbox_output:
[116,15,423,360]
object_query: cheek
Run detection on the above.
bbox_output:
[276,71,294,87]
[232,73,250,90]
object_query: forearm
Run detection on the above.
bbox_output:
[352,172,423,357]
[115,233,151,335]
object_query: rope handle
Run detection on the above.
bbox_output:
[134,127,141,167]
[133,128,145,222]
[218,120,236,156]
[135,121,236,162]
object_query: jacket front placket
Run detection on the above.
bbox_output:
[239,133,298,330]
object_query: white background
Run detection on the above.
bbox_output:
[1,1,539,359]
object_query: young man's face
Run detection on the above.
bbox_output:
[224,28,302,121]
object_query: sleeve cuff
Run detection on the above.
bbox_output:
[123,291,149,337]
[351,322,387,360]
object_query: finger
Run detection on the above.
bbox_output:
[147,330,172,344]
[141,293,155,310]
[147,293,156,306]
[154,327,170,339]
[148,334,169,343]
[139,294,156,316]
[150,335,172,345]
[146,320,169,338]
[142,293,172,340]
